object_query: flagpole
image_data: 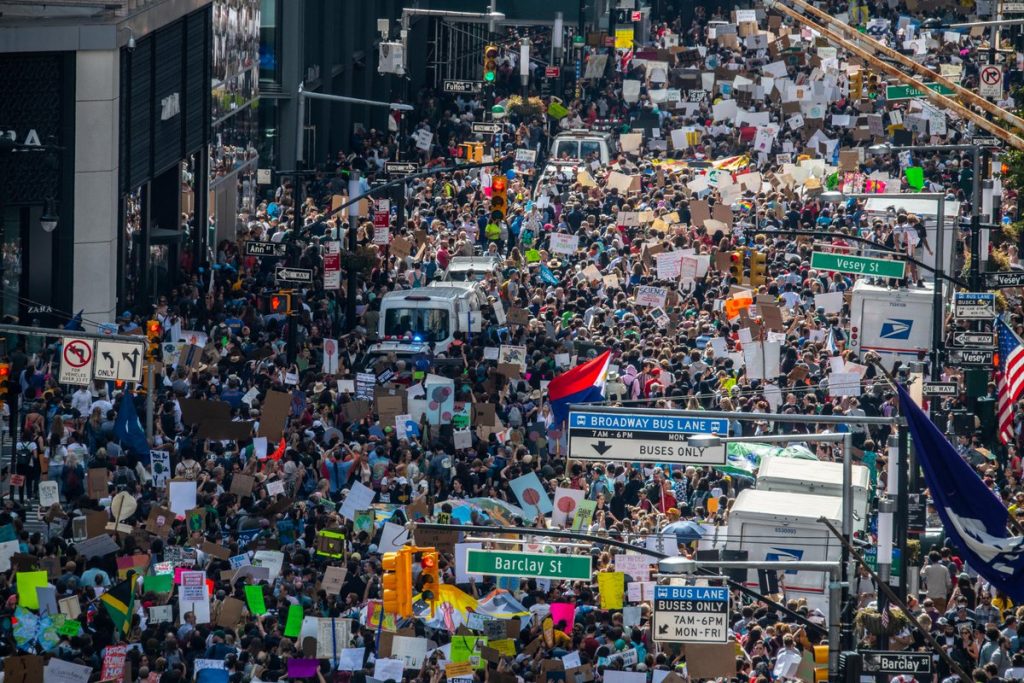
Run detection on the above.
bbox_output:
[819,516,971,683]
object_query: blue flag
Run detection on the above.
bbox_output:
[63,310,84,331]
[539,265,559,285]
[113,391,150,456]
[898,385,1024,600]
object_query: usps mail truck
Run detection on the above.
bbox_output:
[727,489,843,618]
[847,280,935,369]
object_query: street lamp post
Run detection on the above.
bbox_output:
[520,37,531,98]
[290,85,415,348]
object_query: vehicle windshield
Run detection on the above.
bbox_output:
[554,140,580,160]
[580,140,603,160]
[383,307,451,342]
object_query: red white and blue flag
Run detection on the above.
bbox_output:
[997,317,1024,444]
[548,350,611,426]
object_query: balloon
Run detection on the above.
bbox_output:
[505,169,516,180]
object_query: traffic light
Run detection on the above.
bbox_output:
[849,70,863,100]
[460,142,483,162]
[490,175,508,220]
[866,72,879,98]
[419,549,440,617]
[0,363,9,401]
[382,549,413,617]
[729,250,745,282]
[264,293,291,315]
[749,251,767,287]
[483,44,499,82]
[146,320,162,358]
[813,644,829,682]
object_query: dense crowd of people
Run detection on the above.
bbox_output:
[3,3,1024,683]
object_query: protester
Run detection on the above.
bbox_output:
[5,4,1024,683]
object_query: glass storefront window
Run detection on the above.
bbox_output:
[213,0,261,125]
[259,0,280,85]
[123,190,143,310]
[1,208,22,322]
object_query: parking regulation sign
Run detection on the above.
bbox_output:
[954,292,995,319]
[652,585,729,643]
[60,337,95,386]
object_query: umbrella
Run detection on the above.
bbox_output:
[448,499,526,525]
[476,589,530,618]
[467,498,526,524]
[662,520,705,543]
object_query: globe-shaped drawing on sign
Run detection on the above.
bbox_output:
[521,487,542,506]
[556,495,578,514]
[430,385,454,421]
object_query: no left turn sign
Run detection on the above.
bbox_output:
[63,339,92,367]
[980,65,1003,98]
[60,337,95,386]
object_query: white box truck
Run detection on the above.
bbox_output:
[727,489,843,618]
[756,455,870,531]
[847,280,935,369]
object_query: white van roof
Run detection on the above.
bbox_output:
[757,455,869,490]
[381,287,470,302]
[730,488,843,523]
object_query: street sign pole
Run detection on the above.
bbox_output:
[0,324,151,442]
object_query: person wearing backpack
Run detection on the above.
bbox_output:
[14,427,42,504]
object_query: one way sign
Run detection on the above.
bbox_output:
[950,331,996,347]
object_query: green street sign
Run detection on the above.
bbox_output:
[885,82,956,101]
[465,549,592,581]
[810,251,907,279]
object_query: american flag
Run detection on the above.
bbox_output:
[997,318,1024,444]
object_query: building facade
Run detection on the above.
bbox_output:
[0,0,212,328]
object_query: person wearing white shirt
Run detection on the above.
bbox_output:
[71,387,93,417]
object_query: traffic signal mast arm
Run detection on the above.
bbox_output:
[764,0,1024,151]
[780,0,1024,137]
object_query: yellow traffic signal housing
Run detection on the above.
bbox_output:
[813,644,829,682]
[0,362,9,400]
[419,549,440,616]
[460,142,483,162]
[382,549,413,617]
[849,70,863,100]
[866,72,879,97]
[749,251,768,287]
[483,44,499,82]
[490,175,508,220]
[146,320,162,359]
[729,250,745,282]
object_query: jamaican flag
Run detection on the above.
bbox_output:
[101,578,135,636]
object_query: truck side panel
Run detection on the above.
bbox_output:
[850,293,932,366]
[734,519,837,616]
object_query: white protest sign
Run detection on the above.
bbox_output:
[635,285,668,308]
